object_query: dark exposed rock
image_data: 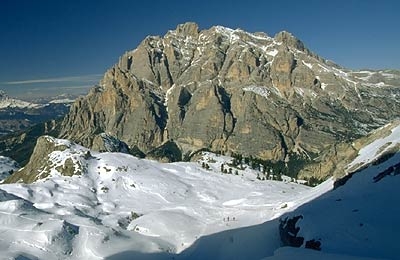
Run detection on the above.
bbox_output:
[373,160,400,183]
[279,215,304,247]
[305,239,322,251]
[279,215,323,251]
[92,133,130,153]
[146,140,182,162]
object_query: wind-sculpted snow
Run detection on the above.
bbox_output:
[0,138,333,259]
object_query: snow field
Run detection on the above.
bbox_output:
[1,122,398,260]
[0,142,326,259]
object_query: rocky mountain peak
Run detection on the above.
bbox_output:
[274,31,307,53]
[175,22,199,37]
[59,23,400,178]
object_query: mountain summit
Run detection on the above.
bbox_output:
[59,22,400,178]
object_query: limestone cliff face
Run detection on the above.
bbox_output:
[59,22,400,164]
[61,68,167,153]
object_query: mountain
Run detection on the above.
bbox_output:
[58,22,400,180]
[0,90,71,136]
[0,90,42,109]
[0,120,398,259]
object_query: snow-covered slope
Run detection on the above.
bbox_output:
[347,122,400,172]
[1,120,399,259]
[0,138,332,259]
[268,122,400,260]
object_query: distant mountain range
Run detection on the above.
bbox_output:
[0,90,74,136]
[0,90,42,109]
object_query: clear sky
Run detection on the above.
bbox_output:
[0,0,399,98]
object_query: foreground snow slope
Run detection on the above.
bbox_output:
[0,140,331,260]
[267,122,400,260]
[1,119,398,259]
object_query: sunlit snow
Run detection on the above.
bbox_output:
[0,139,333,259]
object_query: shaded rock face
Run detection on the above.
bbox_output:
[59,22,400,165]
[92,133,130,153]
[279,215,304,247]
[0,119,61,166]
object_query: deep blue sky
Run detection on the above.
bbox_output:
[0,0,399,98]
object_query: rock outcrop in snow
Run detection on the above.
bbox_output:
[4,136,89,183]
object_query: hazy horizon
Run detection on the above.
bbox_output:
[0,74,102,100]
